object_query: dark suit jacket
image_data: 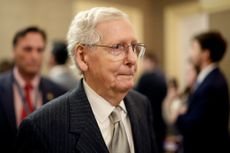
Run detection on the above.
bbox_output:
[176,68,230,153]
[0,71,67,153]
[135,69,167,153]
[16,80,158,153]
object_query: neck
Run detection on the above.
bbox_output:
[200,60,212,71]
[18,69,36,83]
[101,90,127,106]
[90,84,127,106]
[84,78,127,106]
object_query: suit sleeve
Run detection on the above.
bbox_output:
[16,118,48,153]
[176,86,219,134]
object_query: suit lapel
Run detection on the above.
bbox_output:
[124,93,142,153]
[68,80,109,153]
[193,67,218,94]
[189,68,219,108]
[2,72,17,130]
[39,78,50,104]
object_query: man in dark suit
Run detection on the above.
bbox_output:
[0,26,67,153]
[175,31,230,153]
[16,7,158,153]
[135,52,167,153]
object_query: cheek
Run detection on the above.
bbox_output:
[99,63,123,87]
[37,53,44,62]
[18,50,31,60]
[87,56,115,79]
[103,63,120,80]
[191,51,199,62]
[14,52,25,63]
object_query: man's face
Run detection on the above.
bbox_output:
[13,32,45,76]
[83,19,138,94]
[190,40,202,68]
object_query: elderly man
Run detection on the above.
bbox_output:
[16,7,158,153]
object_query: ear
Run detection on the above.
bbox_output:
[202,49,211,61]
[12,48,17,60]
[74,45,88,72]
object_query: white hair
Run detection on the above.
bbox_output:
[67,7,129,71]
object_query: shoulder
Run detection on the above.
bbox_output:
[126,89,151,110]
[40,76,67,93]
[0,71,12,83]
[206,68,228,89]
[0,71,13,90]
[25,90,71,125]
[41,76,64,88]
[127,89,149,101]
[16,90,74,151]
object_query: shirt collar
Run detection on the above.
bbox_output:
[197,63,217,84]
[13,67,40,89]
[83,79,127,123]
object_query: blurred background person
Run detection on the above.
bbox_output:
[135,52,167,153]
[174,31,230,153]
[48,41,79,90]
[180,61,199,102]
[163,62,199,153]
[163,78,182,153]
[163,78,181,126]
[0,26,67,153]
[0,59,14,73]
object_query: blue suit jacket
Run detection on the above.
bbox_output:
[16,79,158,153]
[176,68,230,153]
[0,71,67,153]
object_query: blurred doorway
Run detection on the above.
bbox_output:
[164,2,209,90]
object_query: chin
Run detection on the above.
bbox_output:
[116,82,134,93]
[26,70,39,76]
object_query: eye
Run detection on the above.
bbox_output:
[111,44,124,50]
[23,46,33,52]
[131,43,137,49]
[37,47,45,52]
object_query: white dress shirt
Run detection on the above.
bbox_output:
[13,67,42,126]
[83,80,134,153]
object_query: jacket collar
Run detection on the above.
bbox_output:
[124,91,142,153]
[68,79,144,153]
[193,67,219,94]
[68,79,109,153]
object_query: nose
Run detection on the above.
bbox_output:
[124,46,137,66]
[30,48,43,60]
[31,49,38,58]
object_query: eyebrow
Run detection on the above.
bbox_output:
[22,46,45,50]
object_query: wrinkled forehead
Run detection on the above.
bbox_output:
[95,18,137,43]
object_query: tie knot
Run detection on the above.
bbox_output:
[110,107,122,124]
[24,83,33,90]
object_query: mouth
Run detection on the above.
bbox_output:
[117,71,135,76]
[116,67,136,80]
[116,73,134,81]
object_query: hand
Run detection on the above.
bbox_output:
[178,105,187,115]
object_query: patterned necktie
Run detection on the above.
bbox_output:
[109,106,130,153]
[21,83,34,120]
